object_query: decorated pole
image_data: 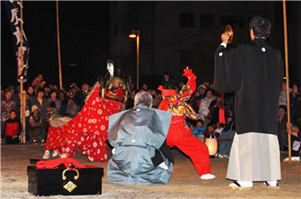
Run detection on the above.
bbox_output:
[19,0,26,143]
[5,0,30,143]
[56,0,63,90]
[282,0,291,163]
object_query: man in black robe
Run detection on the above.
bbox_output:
[212,16,283,189]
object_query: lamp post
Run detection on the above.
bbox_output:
[129,30,140,90]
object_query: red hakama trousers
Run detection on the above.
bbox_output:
[167,116,211,176]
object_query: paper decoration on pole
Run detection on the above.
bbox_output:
[5,0,30,83]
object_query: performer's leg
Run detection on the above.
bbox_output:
[168,122,211,176]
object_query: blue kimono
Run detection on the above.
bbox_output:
[107,104,173,185]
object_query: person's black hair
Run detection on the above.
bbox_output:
[249,16,271,38]
[49,90,57,96]
[9,109,16,114]
[207,123,214,128]
[279,105,287,113]
[205,88,213,95]
[197,119,204,124]
[43,84,50,89]
[291,81,300,92]
[164,71,170,76]
[26,85,34,90]
[37,88,44,93]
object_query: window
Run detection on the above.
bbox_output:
[200,14,215,28]
[180,13,195,28]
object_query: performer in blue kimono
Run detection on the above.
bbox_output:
[107,91,174,185]
[212,16,283,189]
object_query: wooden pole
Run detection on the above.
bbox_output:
[20,0,26,144]
[22,90,26,143]
[56,1,63,90]
[136,30,140,90]
[282,0,291,163]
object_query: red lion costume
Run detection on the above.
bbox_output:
[45,82,123,162]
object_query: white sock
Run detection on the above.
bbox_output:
[159,162,168,170]
[237,181,253,187]
[266,180,277,186]
[112,148,116,155]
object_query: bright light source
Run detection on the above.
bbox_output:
[129,33,137,38]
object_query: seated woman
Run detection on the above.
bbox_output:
[28,105,46,144]
[4,110,21,144]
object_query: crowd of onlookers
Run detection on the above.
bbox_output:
[1,72,301,161]
[1,74,91,144]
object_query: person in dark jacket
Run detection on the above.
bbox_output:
[212,16,283,189]
[4,110,21,144]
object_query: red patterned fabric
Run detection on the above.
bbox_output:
[45,86,122,162]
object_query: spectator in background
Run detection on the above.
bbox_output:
[191,119,206,142]
[76,83,90,111]
[278,105,288,151]
[203,81,210,89]
[43,84,51,99]
[7,85,20,118]
[152,90,162,109]
[51,84,58,93]
[40,80,46,89]
[58,90,67,116]
[30,88,50,127]
[205,123,215,138]
[31,74,43,88]
[216,116,235,158]
[161,71,176,87]
[178,82,185,90]
[207,97,222,127]
[198,88,216,126]
[1,86,4,99]
[198,84,207,97]
[3,110,21,144]
[47,90,61,113]
[190,91,200,110]
[125,90,136,109]
[65,85,81,118]
[28,105,46,144]
[284,107,301,162]
[1,91,17,140]
[279,81,289,106]
[26,85,35,101]
[289,82,301,119]
[142,83,148,91]
[189,123,195,133]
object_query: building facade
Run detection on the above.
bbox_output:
[110,1,301,88]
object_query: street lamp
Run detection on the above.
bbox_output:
[129,30,140,90]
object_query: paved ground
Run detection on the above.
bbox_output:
[1,144,300,199]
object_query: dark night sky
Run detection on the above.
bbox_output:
[1,1,110,89]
